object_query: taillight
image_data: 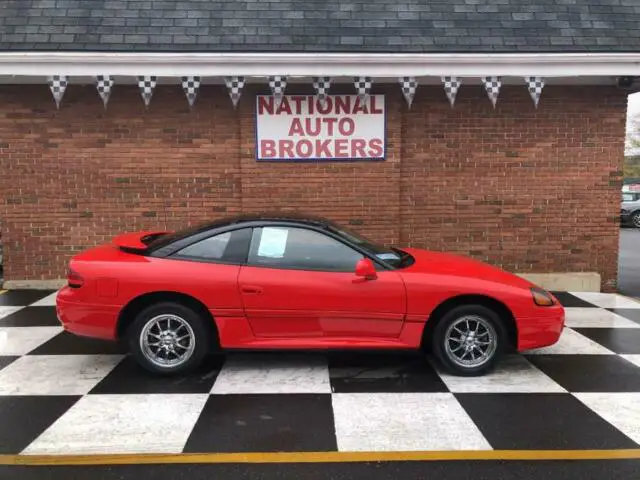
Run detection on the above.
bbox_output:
[531,287,554,306]
[67,269,84,288]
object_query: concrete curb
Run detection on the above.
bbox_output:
[2,279,67,290]
[517,272,601,292]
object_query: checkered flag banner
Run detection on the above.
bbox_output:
[482,76,502,108]
[441,76,461,107]
[47,75,68,109]
[525,76,545,108]
[95,75,114,109]
[268,75,287,108]
[312,77,332,107]
[354,76,372,103]
[399,76,418,109]
[137,75,157,108]
[181,76,201,108]
[224,76,245,109]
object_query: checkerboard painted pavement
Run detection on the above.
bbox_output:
[2,289,640,455]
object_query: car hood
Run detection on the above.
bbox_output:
[400,248,534,289]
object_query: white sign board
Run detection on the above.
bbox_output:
[256,95,386,161]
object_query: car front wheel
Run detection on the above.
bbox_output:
[633,212,640,228]
[432,305,505,376]
[128,302,210,375]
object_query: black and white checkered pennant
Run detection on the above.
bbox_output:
[399,76,418,109]
[268,75,287,108]
[525,76,545,108]
[312,77,332,106]
[47,75,68,109]
[224,76,245,109]
[354,76,372,102]
[181,76,201,107]
[95,75,114,109]
[482,76,502,108]
[137,75,157,108]
[441,76,461,107]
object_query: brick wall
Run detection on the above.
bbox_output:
[0,84,626,289]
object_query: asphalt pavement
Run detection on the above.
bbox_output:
[3,460,640,480]
[618,228,640,297]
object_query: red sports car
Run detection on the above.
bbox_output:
[56,214,564,376]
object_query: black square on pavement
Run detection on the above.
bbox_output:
[572,328,640,354]
[328,352,448,393]
[184,394,337,453]
[456,393,638,449]
[0,307,60,327]
[550,292,598,308]
[526,354,640,392]
[0,396,79,453]
[0,290,54,307]
[0,356,18,372]
[91,355,224,394]
[28,331,126,355]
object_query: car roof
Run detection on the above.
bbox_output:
[145,212,347,254]
[206,212,335,229]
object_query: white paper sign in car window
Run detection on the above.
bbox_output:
[258,227,289,258]
[376,253,400,261]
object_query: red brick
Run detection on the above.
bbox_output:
[0,84,626,290]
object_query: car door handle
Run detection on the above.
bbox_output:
[241,285,264,295]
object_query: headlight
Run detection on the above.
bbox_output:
[531,287,555,306]
[621,209,629,215]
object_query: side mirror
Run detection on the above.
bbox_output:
[355,258,377,280]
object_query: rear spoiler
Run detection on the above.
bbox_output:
[112,231,171,253]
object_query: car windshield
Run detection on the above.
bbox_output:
[328,225,413,269]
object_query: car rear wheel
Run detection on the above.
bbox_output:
[432,305,505,376]
[128,302,210,375]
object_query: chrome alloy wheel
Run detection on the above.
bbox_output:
[444,315,498,368]
[139,314,196,368]
[633,213,640,228]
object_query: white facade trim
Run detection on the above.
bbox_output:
[0,52,639,77]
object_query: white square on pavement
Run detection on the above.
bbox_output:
[0,307,24,320]
[437,355,566,393]
[0,355,124,395]
[0,327,62,355]
[332,392,491,451]
[30,292,59,307]
[574,393,640,445]
[23,394,209,454]
[211,353,331,394]
[523,327,614,355]
[570,292,640,309]
[564,308,640,329]
[621,355,640,369]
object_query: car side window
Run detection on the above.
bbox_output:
[173,228,252,264]
[248,226,363,272]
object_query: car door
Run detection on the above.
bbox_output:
[167,227,252,317]
[237,225,407,339]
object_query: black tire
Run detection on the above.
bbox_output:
[633,212,640,228]
[127,302,211,376]
[432,304,506,377]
